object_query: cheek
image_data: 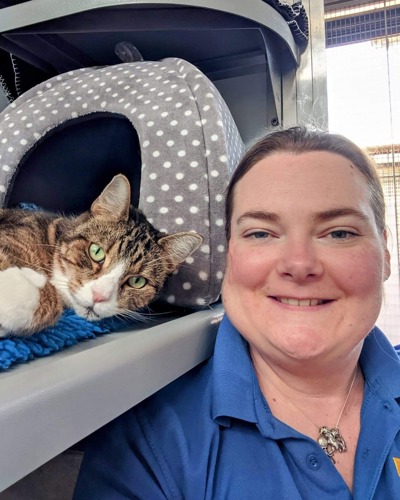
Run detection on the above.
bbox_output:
[334,247,384,298]
[225,244,271,289]
[121,287,157,310]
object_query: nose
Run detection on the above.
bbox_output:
[276,238,323,282]
[92,288,110,303]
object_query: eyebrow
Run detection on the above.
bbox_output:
[312,208,370,223]
[236,211,279,226]
[236,208,370,226]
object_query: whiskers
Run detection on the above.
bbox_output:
[116,308,154,325]
[115,306,177,326]
[13,257,53,275]
[6,242,62,275]
[141,254,169,268]
[142,253,201,274]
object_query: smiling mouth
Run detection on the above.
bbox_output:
[273,297,331,306]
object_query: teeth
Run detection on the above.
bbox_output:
[278,298,321,306]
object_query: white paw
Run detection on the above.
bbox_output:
[0,267,47,336]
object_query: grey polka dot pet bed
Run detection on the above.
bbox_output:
[0,57,244,308]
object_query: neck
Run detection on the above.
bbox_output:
[250,344,364,490]
[249,343,363,398]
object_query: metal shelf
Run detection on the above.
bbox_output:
[0,304,223,491]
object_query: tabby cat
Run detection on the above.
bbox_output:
[0,174,202,337]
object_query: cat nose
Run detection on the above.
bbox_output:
[92,290,109,303]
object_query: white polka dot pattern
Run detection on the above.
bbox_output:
[0,58,245,307]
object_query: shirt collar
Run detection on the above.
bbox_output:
[211,318,400,426]
[211,315,258,426]
[360,326,400,399]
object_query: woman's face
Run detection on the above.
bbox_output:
[222,151,390,365]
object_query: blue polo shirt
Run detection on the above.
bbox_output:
[74,316,400,499]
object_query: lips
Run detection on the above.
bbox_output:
[274,297,329,306]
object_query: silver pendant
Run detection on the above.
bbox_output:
[317,426,347,463]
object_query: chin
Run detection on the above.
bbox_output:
[282,347,326,361]
[274,332,329,361]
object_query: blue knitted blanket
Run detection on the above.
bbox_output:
[0,309,127,370]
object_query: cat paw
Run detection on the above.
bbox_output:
[0,267,47,336]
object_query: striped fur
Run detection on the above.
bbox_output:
[0,175,202,336]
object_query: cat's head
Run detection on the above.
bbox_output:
[49,174,202,321]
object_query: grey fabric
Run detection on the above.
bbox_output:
[0,58,245,307]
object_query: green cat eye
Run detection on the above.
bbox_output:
[89,243,106,263]
[128,276,147,289]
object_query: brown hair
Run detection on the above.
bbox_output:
[225,126,385,239]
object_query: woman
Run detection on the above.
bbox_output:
[74,127,400,499]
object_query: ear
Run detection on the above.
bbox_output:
[158,232,203,268]
[91,174,131,221]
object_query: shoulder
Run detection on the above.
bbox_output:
[127,357,220,494]
[134,356,214,431]
[75,358,216,499]
[130,357,218,490]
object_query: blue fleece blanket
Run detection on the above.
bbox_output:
[0,309,127,370]
[0,202,130,370]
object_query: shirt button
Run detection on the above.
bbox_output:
[306,454,321,470]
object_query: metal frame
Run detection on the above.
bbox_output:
[0,0,297,61]
[282,0,328,129]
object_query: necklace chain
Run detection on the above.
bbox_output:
[260,364,358,464]
[317,366,358,463]
[333,366,358,428]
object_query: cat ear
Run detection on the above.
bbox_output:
[91,174,131,221]
[158,232,203,268]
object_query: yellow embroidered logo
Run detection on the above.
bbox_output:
[393,457,400,477]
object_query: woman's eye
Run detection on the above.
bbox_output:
[246,231,270,239]
[330,230,356,239]
[128,276,147,289]
[89,243,106,263]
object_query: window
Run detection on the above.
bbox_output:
[326,2,400,343]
